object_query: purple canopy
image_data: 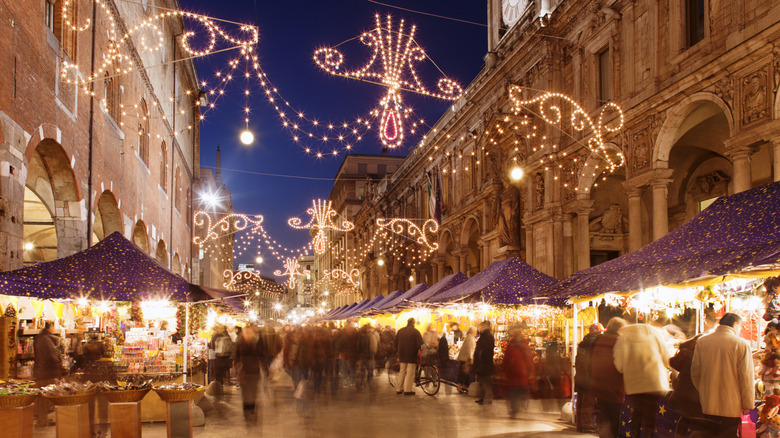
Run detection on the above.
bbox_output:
[363,290,403,314]
[409,273,468,303]
[373,283,429,312]
[340,294,385,319]
[0,232,207,301]
[545,181,780,299]
[326,302,360,320]
[317,304,347,322]
[432,257,557,304]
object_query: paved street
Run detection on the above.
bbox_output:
[33,372,590,438]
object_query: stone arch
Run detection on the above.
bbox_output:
[461,216,481,276]
[93,191,123,243]
[155,240,168,267]
[653,92,735,166]
[438,229,457,276]
[172,253,181,275]
[24,132,85,263]
[132,221,149,253]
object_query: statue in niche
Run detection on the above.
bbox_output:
[498,185,520,246]
[589,204,626,234]
[743,73,768,124]
[485,150,503,184]
[534,173,545,209]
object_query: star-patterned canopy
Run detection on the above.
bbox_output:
[371,282,429,313]
[431,257,558,305]
[545,181,780,300]
[409,272,468,303]
[339,294,386,319]
[0,232,218,302]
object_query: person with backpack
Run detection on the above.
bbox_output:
[211,324,233,391]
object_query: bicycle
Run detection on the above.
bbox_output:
[386,353,441,396]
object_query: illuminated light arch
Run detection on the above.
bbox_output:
[273,257,310,289]
[288,200,354,255]
[314,14,463,149]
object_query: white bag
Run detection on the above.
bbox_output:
[293,381,306,399]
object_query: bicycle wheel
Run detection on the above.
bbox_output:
[419,365,440,396]
[386,360,399,389]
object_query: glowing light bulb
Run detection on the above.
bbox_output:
[510,166,524,181]
[377,259,385,266]
[240,130,254,145]
[255,256,263,264]
[24,242,34,251]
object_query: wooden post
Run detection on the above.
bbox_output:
[166,400,194,438]
[55,403,91,438]
[0,404,34,438]
[109,402,142,438]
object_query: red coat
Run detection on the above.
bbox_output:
[503,337,534,388]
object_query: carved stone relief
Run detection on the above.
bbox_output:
[534,173,545,209]
[741,67,770,126]
[631,129,651,172]
[589,203,626,234]
[687,170,731,197]
[713,76,734,110]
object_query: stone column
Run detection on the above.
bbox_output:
[731,149,752,193]
[459,251,467,275]
[774,140,780,182]
[576,201,594,271]
[626,188,643,252]
[437,260,445,281]
[525,225,534,266]
[651,179,671,241]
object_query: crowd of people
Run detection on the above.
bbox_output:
[574,313,754,438]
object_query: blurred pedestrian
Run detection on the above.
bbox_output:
[691,313,754,438]
[33,321,62,427]
[503,326,534,418]
[234,324,265,424]
[474,321,495,405]
[456,326,477,394]
[395,317,423,395]
[575,322,604,432]
[212,325,233,391]
[614,320,671,438]
[667,333,704,437]
[591,317,627,438]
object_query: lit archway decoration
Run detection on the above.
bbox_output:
[193,211,264,246]
[323,268,361,288]
[288,200,354,254]
[274,257,310,289]
[223,269,286,293]
[508,85,625,171]
[314,14,463,149]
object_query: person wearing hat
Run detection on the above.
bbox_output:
[574,322,605,432]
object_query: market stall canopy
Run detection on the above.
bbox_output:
[340,294,385,319]
[363,289,402,314]
[545,181,780,300]
[325,302,360,320]
[373,283,429,313]
[432,257,557,304]
[315,305,346,322]
[409,273,468,303]
[0,232,223,302]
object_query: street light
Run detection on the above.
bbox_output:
[255,256,263,264]
[274,303,283,311]
[240,130,254,145]
[510,165,524,181]
[377,258,385,266]
[23,242,34,251]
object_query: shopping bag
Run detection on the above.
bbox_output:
[740,413,756,438]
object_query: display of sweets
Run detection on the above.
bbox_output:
[40,380,98,397]
[99,374,153,391]
[155,382,201,391]
[0,380,39,395]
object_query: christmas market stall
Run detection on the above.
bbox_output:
[543,181,780,437]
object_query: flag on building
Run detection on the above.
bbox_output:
[434,170,442,223]
[426,171,436,220]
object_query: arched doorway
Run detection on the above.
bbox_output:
[24,137,84,265]
[156,240,168,268]
[93,191,123,244]
[132,221,149,253]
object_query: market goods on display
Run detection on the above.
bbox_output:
[0,380,39,395]
[99,374,153,391]
[155,382,202,391]
[40,380,99,397]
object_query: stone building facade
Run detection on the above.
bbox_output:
[333,0,780,300]
[0,0,208,280]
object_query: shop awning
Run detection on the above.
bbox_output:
[545,181,780,300]
[363,289,402,313]
[408,272,468,303]
[340,294,385,319]
[372,283,429,313]
[326,302,360,320]
[432,257,557,304]
[0,232,221,302]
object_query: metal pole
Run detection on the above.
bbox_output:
[183,302,189,382]
[571,302,578,421]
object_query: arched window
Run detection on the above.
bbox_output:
[139,99,150,164]
[174,167,181,211]
[160,141,167,190]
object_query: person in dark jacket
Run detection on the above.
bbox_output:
[394,317,423,395]
[473,321,495,405]
[575,323,604,432]
[34,322,62,427]
[668,334,705,438]
[590,317,627,438]
[450,323,463,343]
[503,326,534,418]
[233,325,266,423]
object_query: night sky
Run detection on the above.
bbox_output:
[179,0,487,278]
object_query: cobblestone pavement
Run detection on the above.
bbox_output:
[33,372,593,438]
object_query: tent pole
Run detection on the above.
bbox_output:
[571,302,578,422]
[183,303,189,383]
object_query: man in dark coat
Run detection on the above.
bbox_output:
[34,321,62,426]
[394,317,423,395]
[473,321,495,405]
[233,325,266,423]
[591,317,627,438]
[575,323,604,432]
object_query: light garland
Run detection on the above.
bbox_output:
[323,268,361,288]
[508,85,625,171]
[288,200,354,254]
[193,211,264,246]
[222,269,286,293]
[313,14,463,149]
[273,257,310,289]
[375,218,439,253]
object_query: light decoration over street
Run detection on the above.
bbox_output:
[314,14,463,149]
[508,85,625,172]
[193,212,264,246]
[288,200,354,255]
[323,268,361,288]
[223,269,286,293]
[375,218,439,253]
[274,257,310,289]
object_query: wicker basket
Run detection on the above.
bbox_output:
[101,388,150,403]
[0,393,38,408]
[43,391,97,406]
[153,387,202,403]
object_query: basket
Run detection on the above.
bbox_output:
[43,391,97,406]
[101,388,150,403]
[153,387,202,403]
[0,393,38,407]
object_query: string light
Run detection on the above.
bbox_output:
[313,14,463,149]
[323,268,361,288]
[288,200,354,254]
[274,257,310,289]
